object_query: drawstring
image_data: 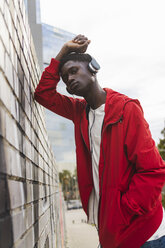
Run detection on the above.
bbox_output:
[97,244,102,248]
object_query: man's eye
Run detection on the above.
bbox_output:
[71,69,77,74]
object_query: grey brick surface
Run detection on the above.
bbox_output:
[0,0,65,247]
[0,178,6,214]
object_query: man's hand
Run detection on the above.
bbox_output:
[55,35,90,61]
[66,34,91,53]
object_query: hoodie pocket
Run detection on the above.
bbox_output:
[100,188,129,235]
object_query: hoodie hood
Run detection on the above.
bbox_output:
[103,88,142,125]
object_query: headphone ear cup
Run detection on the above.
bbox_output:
[88,64,96,74]
[88,57,100,74]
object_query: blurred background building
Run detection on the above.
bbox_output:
[42,23,76,175]
[26,0,76,175]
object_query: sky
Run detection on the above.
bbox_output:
[40,0,165,144]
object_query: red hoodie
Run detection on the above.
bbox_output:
[34,59,165,248]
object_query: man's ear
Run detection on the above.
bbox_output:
[91,74,96,82]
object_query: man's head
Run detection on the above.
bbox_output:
[59,53,100,96]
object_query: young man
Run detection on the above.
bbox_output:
[34,35,165,248]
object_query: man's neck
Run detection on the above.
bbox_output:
[84,85,107,110]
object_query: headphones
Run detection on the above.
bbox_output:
[88,57,100,74]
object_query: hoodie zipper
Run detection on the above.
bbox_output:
[100,115,123,195]
[80,115,90,153]
[98,115,123,230]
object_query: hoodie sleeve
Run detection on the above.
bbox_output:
[34,58,78,122]
[121,101,165,222]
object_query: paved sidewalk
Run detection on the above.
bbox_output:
[65,209,99,248]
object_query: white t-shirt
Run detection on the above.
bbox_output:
[88,103,165,240]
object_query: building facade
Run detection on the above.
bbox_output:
[42,23,76,174]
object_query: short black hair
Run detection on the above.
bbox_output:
[59,53,92,72]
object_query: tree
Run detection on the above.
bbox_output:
[158,127,165,160]
[59,169,80,200]
[157,125,165,208]
[59,170,71,200]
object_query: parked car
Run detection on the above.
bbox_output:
[66,200,82,210]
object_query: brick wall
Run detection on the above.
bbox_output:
[0,0,65,247]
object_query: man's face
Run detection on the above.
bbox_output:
[60,60,94,97]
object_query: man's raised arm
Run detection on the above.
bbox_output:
[34,35,90,121]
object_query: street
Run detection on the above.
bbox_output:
[65,209,99,248]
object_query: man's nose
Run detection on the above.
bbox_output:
[68,75,75,84]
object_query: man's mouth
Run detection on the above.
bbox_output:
[70,81,79,90]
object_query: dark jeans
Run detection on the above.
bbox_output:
[99,236,165,248]
[141,235,165,248]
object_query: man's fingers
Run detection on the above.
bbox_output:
[73,34,86,40]
[73,34,88,44]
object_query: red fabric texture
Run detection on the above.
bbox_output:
[34,58,165,248]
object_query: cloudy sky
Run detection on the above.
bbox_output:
[40,0,165,144]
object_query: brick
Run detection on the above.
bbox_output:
[9,0,17,29]
[33,183,40,201]
[38,154,44,170]
[24,89,31,121]
[25,137,32,160]
[11,97,19,121]
[21,0,26,26]
[10,93,17,119]
[17,60,24,84]
[5,112,19,150]
[33,147,39,165]
[5,52,13,88]
[14,32,21,57]
[0,11,10,53]
[16,125,23,153]
[20,155,26,178]
[38,226,50,248]
[25,203,34,229]
[33,164,39,181]
[0,214,13,248]
[0,104,6,137]
[38,168,43,183]
[31,145,35,164]
[24,75,30,101]
[0,136,7,174]
[13,69,19,99]
[7,179,25,209]
[38,210,48,237]
[3,144,22,177]
[4,1,13,35]
[17,17,23,47]
[26,181,34,204]
[12,208,26,242]
[21,87,25,110]
[25,117,31,139]
[0,0,4,12]
[26,159,33,180]
[15,226,35,248]
[24,226,35,248]
[0,178,6,214]
[9,38,15,67]
[0,39,5,71]
[19,105,25,130]
[0,71,11,111]
[18,0,23,11]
